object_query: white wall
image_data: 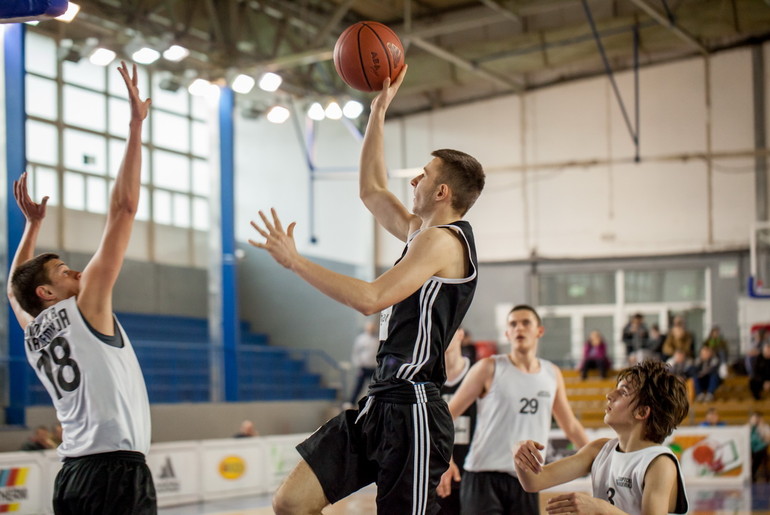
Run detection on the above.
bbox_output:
[234,45,766,269]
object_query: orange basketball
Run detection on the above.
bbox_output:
[333,21,405,92]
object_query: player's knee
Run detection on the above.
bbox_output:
[272,487,302,515]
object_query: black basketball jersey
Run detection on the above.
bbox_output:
[370,221,478,394]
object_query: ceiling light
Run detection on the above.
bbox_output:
[266,105,290,124]
[258,72,282,92]
[325,101,342,120]
[56,2,80,22]
[189,78,214,96]
[24,21,40,26]
[232,74,256,94]
[132,47,160,65]
[343,100,364,119]
[307,102,325,121]
[163,45,189,62]
[89,48,116,67]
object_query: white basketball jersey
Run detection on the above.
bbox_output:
[24,297,151,458]
[463,354,558,475]
[591,438,688,515]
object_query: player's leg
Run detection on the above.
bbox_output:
[273,459,329,515]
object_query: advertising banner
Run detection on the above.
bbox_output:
[262,434,310,490]
[200,437,268,501]
[148,441,201,507]
[0,452,48,514]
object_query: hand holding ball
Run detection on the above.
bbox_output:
[333,22,405,92]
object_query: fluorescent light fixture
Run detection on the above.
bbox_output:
[132,47,160,65]
[188,78,214,96]
[89,48,116,66]
[307,102,325,121]
[163,45,189,62]
[24,21,40,26]
[325,101,342,120]
[232,74,256,94]
[266,106,290,124]
[343,100,364,119]
[258,72,282,92]
[56,2,80,22]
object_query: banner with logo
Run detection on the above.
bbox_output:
[0,452,48,514]
[262,434,309,490]
[200,438,268,501]
[148,441,201,507]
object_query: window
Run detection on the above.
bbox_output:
[24,30,211,266]
[625,269,705,303]
[539,272,616,306]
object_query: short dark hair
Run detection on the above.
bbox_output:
[431,149,485,215]
[509,304,542,326]
[617,360,689,444]
[11,253,59,317]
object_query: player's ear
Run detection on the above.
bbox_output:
[36,285,55,301]
[435,183,450,201]
[634,405,651,421]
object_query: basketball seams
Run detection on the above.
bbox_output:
[361,22,396,84]
[356,24,375,92]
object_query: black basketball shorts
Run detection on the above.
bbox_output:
[298,382,453,514]
[53,450,157,515]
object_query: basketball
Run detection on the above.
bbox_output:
[333,21,405,92]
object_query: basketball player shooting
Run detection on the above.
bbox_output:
[250,66,486,514]
[7,62,156,514]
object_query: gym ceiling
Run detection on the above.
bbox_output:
[30,0,770,117]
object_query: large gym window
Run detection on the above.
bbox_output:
[23,30,212,267]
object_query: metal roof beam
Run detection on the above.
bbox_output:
[626,0,708,55]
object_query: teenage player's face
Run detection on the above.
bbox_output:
[44,260,82,300]
[410,158,442,215]
[604,378,637,426]
[505,310,544,350]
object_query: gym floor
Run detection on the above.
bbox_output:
[158,482,770,514]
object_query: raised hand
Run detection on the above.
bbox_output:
[117,61,151,122]
[248,208,300,270]
[13,171,48,224]
[546,492,605,514]
[370,64,408,114]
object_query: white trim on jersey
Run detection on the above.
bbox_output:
[397,280,442,381]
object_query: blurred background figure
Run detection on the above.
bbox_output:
[692,345,721,402]
[51,423,63,446]
[233,420,258,438]
[666,349,693,380]
[348,319,380,406]
[703,325,729,364]
[699,407,725,427]
[751,411,770,483]
[578,330,610,380]
[622,313,648,365]
[750,342,770,400]
[460,328,476,364]
[20,425,55,451]
[662,315,694,360]
[647,324,666,361]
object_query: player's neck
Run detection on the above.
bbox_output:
[508,349,539,372]
[614,425,656,453]
[419,207,463,229]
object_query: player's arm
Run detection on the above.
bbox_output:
[359,66,418,241]
[551,364,590,448]
[640,455,681,515]
[7,172,49,327]
[250,209,462,315]
[447,357,494,419]
[77,62,150,333]
[515,438,608,493]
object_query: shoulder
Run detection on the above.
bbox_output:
[579,438,612,463]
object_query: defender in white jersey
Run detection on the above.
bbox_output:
[8,63,155,514]
[515,360,689,515]
[442,305,589,514]
[251,65,486,515]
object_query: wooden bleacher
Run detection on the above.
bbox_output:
[563,368,770,428]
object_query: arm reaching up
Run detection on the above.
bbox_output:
[7,172,49,327]
[77,62,151,333]
[359,65,418,241]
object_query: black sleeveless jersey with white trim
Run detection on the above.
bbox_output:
[370,220,478,394]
